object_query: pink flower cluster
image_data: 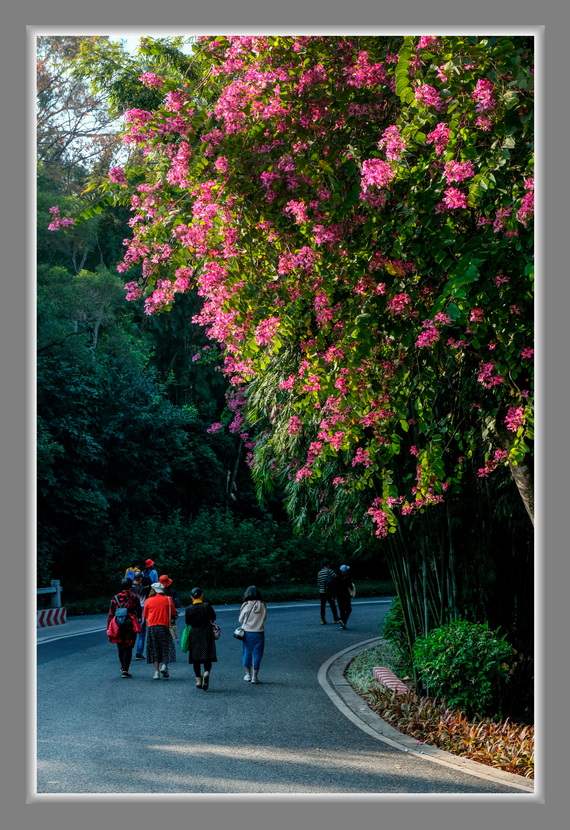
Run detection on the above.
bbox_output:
[415,84,445,111]
[124,281,143,301]
[47,206,75,231]
[164,89,192,113]
[296,63,328,93]
[166,142,193,187]
[521,347,534,359]
[417,36,444,51]
[352,447,373,467]
[493,207,512,234]
[302,375,322,394]
[444,160,475,183]
[279,375,296,390]
[477,449,508,478]
[109,166,128,185]
[278,247,321,275]
[471,78,496,112]
[517,177,534,226]
[469,308,484,322]
[378,125,407,161]
[214,156,230,173]
[206,422,223,433]
[367,498,389,537]
[138,72,164,88]
[284,200,309,224]
[441,187,468,210]
[359,159,396,206]
[387,293,412,315]
[288,415,303,435]
[344,51,387,88]
[426,122,451,156]
[477,362,505,388]
[254,316,280,346]
[415,320,440,348]
[475,115,493,130]
[312,222,343,247]
[505,406,525,432]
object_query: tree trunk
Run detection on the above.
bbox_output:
[507,457,534,525]
[495,425,534,525]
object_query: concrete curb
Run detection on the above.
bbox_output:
[318,637,534,794]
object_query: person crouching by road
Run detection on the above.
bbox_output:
[185,587,217,690]
[239,586,267,684]
[336,565,355,629]
[142,582,177,679]
[107,578,142,678]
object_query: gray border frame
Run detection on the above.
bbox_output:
[2,0,566,827]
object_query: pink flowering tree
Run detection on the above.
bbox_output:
[56,35,534,646]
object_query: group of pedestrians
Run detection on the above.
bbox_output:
[317,561,355,629]
[107,572,268,688]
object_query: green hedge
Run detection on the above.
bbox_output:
[64,579,395,616]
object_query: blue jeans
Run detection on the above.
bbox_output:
[242,631,265,670]
[136,620,147,656]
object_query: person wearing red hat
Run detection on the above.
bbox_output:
[142,559,158,584]
[158,575,181,609]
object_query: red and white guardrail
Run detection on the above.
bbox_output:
[37,608,67,627]
[373,666,409,694]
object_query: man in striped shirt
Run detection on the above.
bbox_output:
[317,561,341,625]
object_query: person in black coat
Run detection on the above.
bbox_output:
[336,565,355,629]
[185,587,217,690]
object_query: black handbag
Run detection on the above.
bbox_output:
[234,603,253,639]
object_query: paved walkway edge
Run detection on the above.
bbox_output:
[318,637,534,794]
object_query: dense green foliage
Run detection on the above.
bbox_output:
[412,619,513,717]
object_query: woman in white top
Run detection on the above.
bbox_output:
[239,585,267,684]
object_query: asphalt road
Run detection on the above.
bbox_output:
[36,598,526,794]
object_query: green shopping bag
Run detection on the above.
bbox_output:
[180,624,191,653]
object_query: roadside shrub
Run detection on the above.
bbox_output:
[412,619,513,717]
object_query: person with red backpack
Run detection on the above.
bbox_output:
[107,578,142,678]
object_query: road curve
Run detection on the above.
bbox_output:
[35,599,531,795]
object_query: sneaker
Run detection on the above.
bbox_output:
[339,622,346,629]
[250,677,260,684]
[333,618,341,623]
[135,654,144,660]
[160,663,167,673]
[161,667,169,678]
[153,670,160,680]
[243,673,251,682]
[121,670,132,678]
[320,620,327,625]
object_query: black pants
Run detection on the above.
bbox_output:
[320,593,338,621]
[193,661,212,677]
[117,645,133,672]
[337,598,352,626]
